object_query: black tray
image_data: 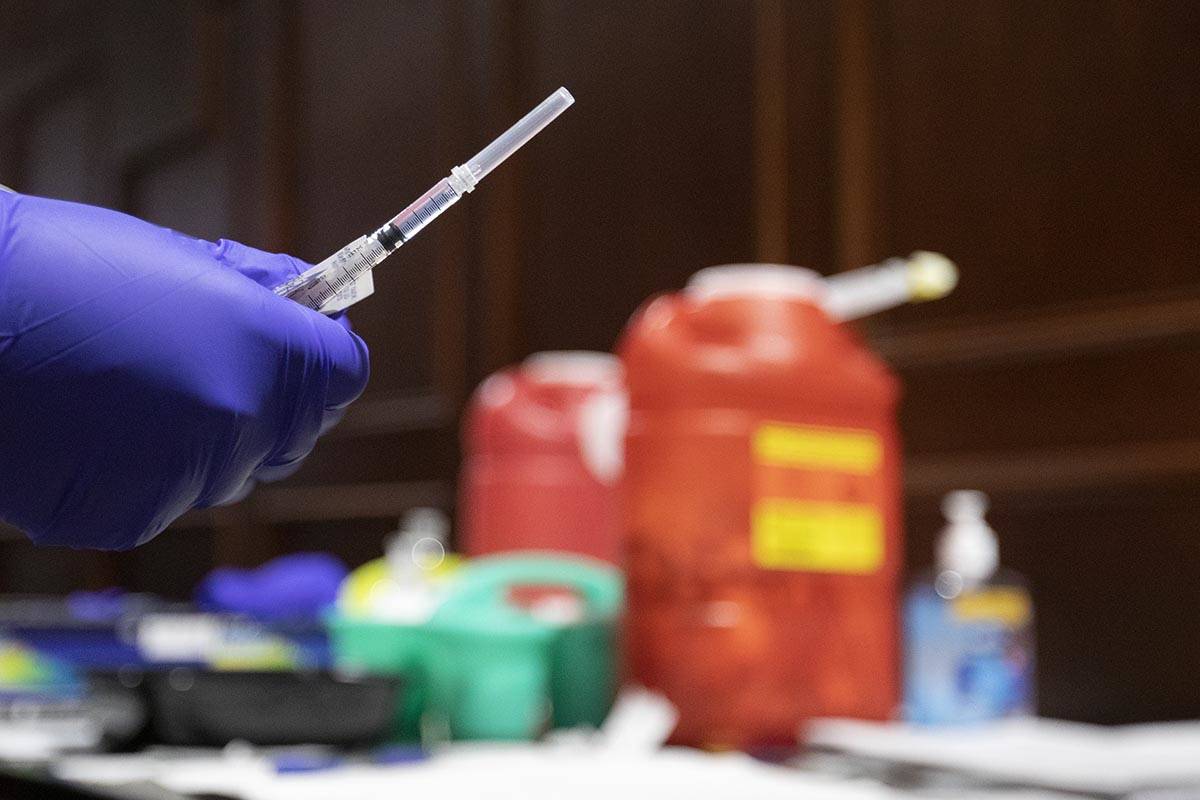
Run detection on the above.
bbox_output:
[142,669,400,747]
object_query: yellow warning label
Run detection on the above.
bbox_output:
[751,499,883,573]
[952,588,1032,628]
[753,424,882,475]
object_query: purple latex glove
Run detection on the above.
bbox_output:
[0,193,369,549]
[195,552,349,622]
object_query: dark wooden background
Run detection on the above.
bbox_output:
[2,0,1198,725]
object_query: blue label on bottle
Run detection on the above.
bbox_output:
[902,582,1035,725]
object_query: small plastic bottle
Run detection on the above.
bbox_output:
[902,491,1035,725]
[373,508,453,623]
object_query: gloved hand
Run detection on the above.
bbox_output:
[0,192,369,549]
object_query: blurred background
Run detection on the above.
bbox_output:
[1,0,1199,733]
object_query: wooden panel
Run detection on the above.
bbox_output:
[22,92,92,200]
[0,2,96,78]
[872,0,1200,327]
[105,1,205,156]
[831,0,880,271]
[283,518,410,575]
[278,427,459,487]
[783,0,837,272]
[134,146,229,240]
[899,342,1200,456]
[456,0,522,381]
[0,542,99,595]
[0,32,99,202]
[874,287,1200,369]
[752,0,790,264]
[515,0,760,354]
[197,481,452,526]
[108,527,217,600]
[905,439,1200,506]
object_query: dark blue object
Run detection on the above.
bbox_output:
[7,628,145,671]
[0,594,170,669]
[66,589,131,623]
[0,193,369,549]
[371,744,429,765]
[272,752,345,774]
[196,552,349,622]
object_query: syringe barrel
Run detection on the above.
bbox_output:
[387,176,463,242]
[275,234,381,309]
[465,87,574,182]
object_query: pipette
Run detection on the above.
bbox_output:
[823,251,958,321]
[276,87,575,313]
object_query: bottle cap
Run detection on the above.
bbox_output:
[936,490,999,584]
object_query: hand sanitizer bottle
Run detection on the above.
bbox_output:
[902,491,1035,724]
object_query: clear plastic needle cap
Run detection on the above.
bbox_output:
[464,87,574,182]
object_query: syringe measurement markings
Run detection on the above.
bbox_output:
[329,239,386,289]
[293,238,388,307]
[394,186,460,240]
[299,188,461,307]
[298,185,461,308]
[310,255,370,306]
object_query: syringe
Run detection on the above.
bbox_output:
[276,87,575,313]
[823,252,958,321]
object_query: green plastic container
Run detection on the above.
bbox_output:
[551,617,619,727]
[328,553,623,741]
[432,618,556,739]
[326,618,450,740]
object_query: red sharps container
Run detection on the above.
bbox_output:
[619,265,902,747]
[459,351,627,565]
